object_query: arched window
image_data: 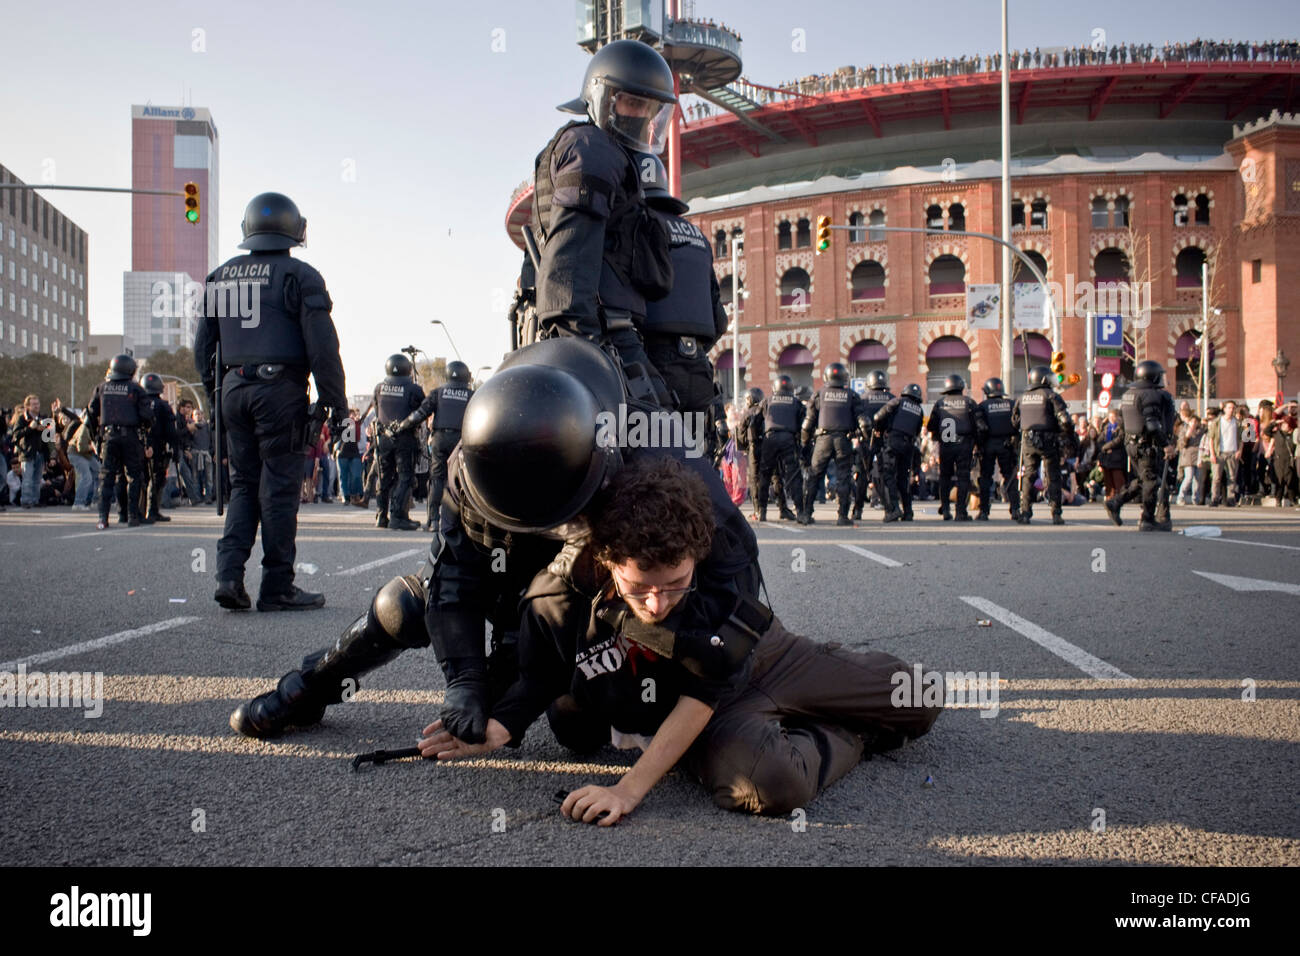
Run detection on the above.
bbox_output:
[850,260,886,300]
[868,209,886,241]
[1090,196,1109,229]
[925,336,971,399]
[796,217,811,248]
[1114,196,1130,228]
[1011,200,1025,230]
[1194,193,1210,226]
[1173,193,1189,227]
[1094,248,1131,284]
[777,220,792,250]
[948,203,966,232]
[849,339,889,381]
[928,255,965,295]
[1174,330,1215,399]
[1012,250,1048,283]
[777,344,815,393]
[848,211,866,243]
[925,204,944,231]
[1012,332,1053,393]
[714,229,728,258]
[1030,198,1048,229]
[1175,247,1207,288]
[713,349,747,402]
[780,267,810,309]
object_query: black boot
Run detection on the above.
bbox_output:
[256,585,326,612]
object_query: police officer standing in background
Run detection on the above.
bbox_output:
[195,192,348,612]
[976,377,1020,521]
[138,372,179,523]
[737,386,765,519]
[85,354,153,531]
[756,375,807,523]
[533,39,678,408]
[927,374,984,521]
[391,359,474,532]
[852,370,894,520]
[1106,360,1177,531]
[802,362,869,525]
[1011,365,1074,525]
[874,384,925,522]
[371,353,425,532]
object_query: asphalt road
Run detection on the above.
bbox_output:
[1,496,1297,866]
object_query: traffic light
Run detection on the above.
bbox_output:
[1065,372,1081,386]
[815,215,832,254]
[1050,350,1067,383]
[183,182,200,224]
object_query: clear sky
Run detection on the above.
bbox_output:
[3,0,1295,394]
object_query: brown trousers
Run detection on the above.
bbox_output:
[685,620,942,815]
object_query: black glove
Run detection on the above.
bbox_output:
[392,416,416,436]
[439,659,490,744]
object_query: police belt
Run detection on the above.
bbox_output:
[597,307,638,335]
[233,363,308,384]
[101,424,141,436]
[815,428,852,437]
[644,332,706,358]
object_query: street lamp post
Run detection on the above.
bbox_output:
[430,320,464,362]
[68,342,79,407]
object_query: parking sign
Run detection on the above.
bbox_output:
[1096,314,1122,348]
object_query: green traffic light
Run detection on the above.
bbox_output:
[817,239,829,251]
[185,209,199,223]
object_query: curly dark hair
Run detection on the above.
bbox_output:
[589,455,715,571]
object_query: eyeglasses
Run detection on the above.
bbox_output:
[611,570,696,604]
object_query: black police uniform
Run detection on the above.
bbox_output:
[141,395,180,522]
[194,252,347,602]
[927,394,985,520]
[1112,381,1177,527]
[1011,385,1074,521]
[853,386,894,517]
[373,374,426,528]
[738,401,765,512]
[874,394,925,520]
[405,379,473,529]
[756,390,806,520]
[977,393,1020,519]
[86,379,153,525]
[802,384,867,521]
[533,121,673,408]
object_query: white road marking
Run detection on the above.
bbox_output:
[758,524,804,534]
[0,617,200,671]
[838,543,903,568]
[1207,537,1300,553]
[334,548,426,577]
[57,530,112,540]
[1192,570,1300,596]
[959,597,1133,680]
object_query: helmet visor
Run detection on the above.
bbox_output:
[592,83,675,154]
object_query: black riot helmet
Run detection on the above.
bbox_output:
[865,370,889,390]
[745,387,763,408]
[633,151,688,214]
[459,338,626,533]
[141,373,164,396]
[942,373,966,395]
[795,386,813,403]
[775,374,794,395]
[1027,365,1053,389]
[558,39,677,154]
[823,362,849,387]
[447,361,471,385]
[1135,360,1165,386]
[238,192,307,251]
[901,383,923,401]
[385,354,413,378]
[982,377,1005,398]
[107,354,137,382]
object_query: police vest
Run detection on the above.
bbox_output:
[376,377,419,425]
[935,395,974,436]
[862,388,894,421]
[1121,383,1170,439]
[1017,389,1058,432]
[815,386,856,431]
[209,253,312,367]
[764,393,801,432]
[890,397,924,438]
[100,381,142,428]
[981,396,1014,438]
[642,212,718,340]
[432,384,472,431]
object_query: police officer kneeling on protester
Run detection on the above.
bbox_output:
[85,354,154,531]
[138,373,179,523]
[371,353,425,531]
[976,377,1020,521]
[1011,365,1074,525]
[533,38,677,408]
[194,192,348,612]
[1106,359,1178,531]
[390,359,473,532]
[927,373,985,522]
[756,375,807,523]
[873,383,925,522]
[802,362,870,525]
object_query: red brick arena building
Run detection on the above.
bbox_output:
[507,24,1300,408]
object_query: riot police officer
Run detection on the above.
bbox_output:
[533,38,678,408]
[802,363,869,525]
[194,192,348,612]
[392,359,474,531]
[1011,365,1074,525]
[139,373,180,523]
[737,387,765,518]
[756,375,807,523]
[873,384,924,522]
[927,374,985,521]
[976,377,1020,521]
[372,353,426,531]
[852,370,894,520]
[1106,360,1177,531]
[85,354,153,531]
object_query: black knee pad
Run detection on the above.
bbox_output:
[374,574,431,649]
